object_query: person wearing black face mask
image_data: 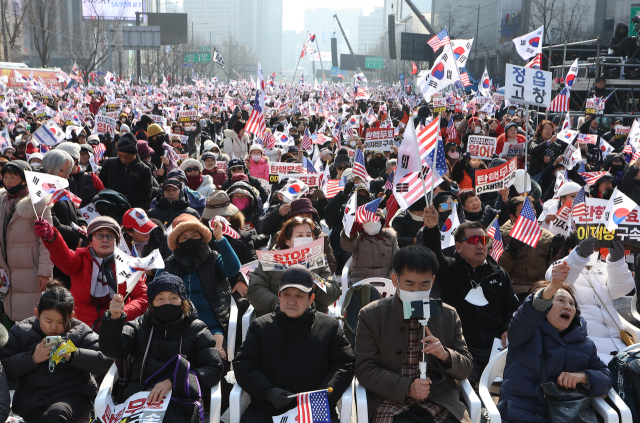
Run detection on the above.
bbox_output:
[365,151,388,179]
[100,272,224,423]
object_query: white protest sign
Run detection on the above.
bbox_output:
[179,110,198,131]
[548,200,572,237]
[239,260,259,284]
[94,115,116,136]
[79,203,101,224]
[474,157,518,194]
[277,173,320,187]
[561,144,581,170]
[216,161,227,171]
[94,390,171,423]
[505,64,552,107]
[616,126,630,136]
[467,135,497,159]
[501,142,525,158]
[256,238,325,271]
[363,127,395,151]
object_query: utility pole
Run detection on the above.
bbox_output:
[136,12,141,85]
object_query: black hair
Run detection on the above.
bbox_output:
[507,195,535,217]
[392,245,439,277]
[37,279,74,328]
[453,220,486,243]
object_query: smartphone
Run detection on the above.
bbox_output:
[44,336,62,348]
[402,299,444,320]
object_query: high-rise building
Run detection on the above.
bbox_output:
[358,8,384,56]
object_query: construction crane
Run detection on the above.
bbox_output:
[333,14,362,75]
[402,0,436,35]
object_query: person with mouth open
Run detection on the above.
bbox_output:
[497,263,612,423]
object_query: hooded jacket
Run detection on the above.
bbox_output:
[340,227,398,283]
[99,154,153,210]
[148,192,200,227]
[223,129,250,159]
[246,155,270,182]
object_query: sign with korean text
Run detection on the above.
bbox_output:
[105,112,119,119]
[150,114,166,126]
[432,97,446,113]
[257,238,325,271]
[616,126,630,136]
[573,198,640,248]
[548,199,572,237]
[94,115,116,136]
[576,134,598,145]
[239,260,259,284]
[277,173,320,187]
[492,94,505,106]
[216,161,227,171]
[467,135,497,159]
[505,64,552,107]
[365,56,384,69]
[501,142,525,158]
[94,391,171,423]
[474,157,517,194]
[178,110,198,132]
[79,203,100,224]
[364,128,395,151]
[561,144,581,170]
[184,52,211,63]
[268,162,304,184]
[585,97,605,115]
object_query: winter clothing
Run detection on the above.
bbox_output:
[528,137,564,176]
[391,210,425,248]
[497,293,612,423]
[340,227,398,284]
[246,156,270,182]
[223,129,250,159]
[67,168,104,208]
[0,191,53,322]
[99,154,153,210]
[1,317,112,420]
[42,227,148,328]
[233,304,354,416]
[148,192,201,227]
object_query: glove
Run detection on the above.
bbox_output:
[577,237,597,259]
[263,387,295,409]
[507,238,525,256]
[343,181,354,198]
[350,221,364,236]
[608,240,625,262]
[34,219,54,241]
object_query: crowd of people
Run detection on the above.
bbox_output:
[0,76,634,423]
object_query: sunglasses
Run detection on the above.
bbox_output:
[185,167,200,173]
[337,165,349,171]
[461,235,489,245]
[230,166,244,172]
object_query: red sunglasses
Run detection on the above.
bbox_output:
[461,235,489,245]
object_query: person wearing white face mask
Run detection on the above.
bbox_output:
[340,209,398,285]
[245,144,269,182]
[422,206,520,386]
[247,216,340,317]
[354,246,473,423]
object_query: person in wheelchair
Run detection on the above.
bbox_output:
[1,280,112,423]
[100,273,224,423]
[354,246,473,423]
[233,265,354,423]
[498,265,612,423]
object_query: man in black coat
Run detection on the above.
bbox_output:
[233,265,354,423]
[148,179,200,227]
[99,133,153,210]
[131,114,153,140]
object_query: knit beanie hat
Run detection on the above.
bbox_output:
[117,133,138,155]
[147,272,188,303]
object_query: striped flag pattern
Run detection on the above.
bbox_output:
[547,88,570,112]
[93,143,106,162]
[353,148,370,181]
[263,131,276,150]
[356,197,383,223]
[302,128,313,151]
[509,198,541,248]
[48,189,82,209]
[384,171,395,190]
[571,186,587,218]
[210,216,240,240]
[460,70,471,87]
[487,217,504,261]
[297,390,331,423]
[394,168,440,208]
[579,171,607,185]
[417,118,439,166]
[427,28,450,52]
[325,180,342,199]
[245,90,266,138]
[446,117,457,140]
[525,54,541,69]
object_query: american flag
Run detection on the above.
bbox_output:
[297,390,331,423]
[571,186,587,218]
[460,69,471,87]
[427,28,450,52]
[93,143,106,161]
[487,217,504,261]
[427,138,448,177]
[263,131,276,150]
[446,118,457,140]
[547,88,570,112]
[384,170,395,190]
[509,198,541,248]
[525,54,542,69]
[417,118,439,166]
[245,90,266,138]
[356,197,383,223]
[579,171,607,185]
[303,156,318,174]
[354,86,366,98]
[323,89,331,103]
[48,189,82,209]
[395,168,439,208]
[325,179,343,199]
[353,148,370,181]
[302,128,313,151]
[210,216,240,240]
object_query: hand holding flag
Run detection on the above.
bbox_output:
[209,216,240,240]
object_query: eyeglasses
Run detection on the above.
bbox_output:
[185,167,200,173]
[230,166,243,172]
[94,233,116,241]
[461,235,489,245]
[337,165,349,171]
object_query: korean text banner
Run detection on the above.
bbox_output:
[474,157,518,195]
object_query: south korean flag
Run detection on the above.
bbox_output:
[417,44,460,102]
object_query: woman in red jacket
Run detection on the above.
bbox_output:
[34,215,148,330]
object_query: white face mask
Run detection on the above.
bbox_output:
[293,237,314,247]
[614,124,621,130]
[399,288,431,302]
[408,211,423,222]
[478,113,486,120]
[465,285,489,306]
[474,126,482,134]
[212,152,219,159]
[349,141,357,147]
[251,154,261,162]
[363,221,382,235]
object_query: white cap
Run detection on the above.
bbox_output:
[558,182,581,198]
[249,143,264,154]
[513,169,531,194]
[28,152,43,162]
[203,140,214,152]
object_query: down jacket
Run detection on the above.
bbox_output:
[391,210,425,247]
[246,156,269,182]
[223,129,249,159]
[0,317,112,415]
[545,249,635,363]
[498,294,612,423]
[99,153,153,210]
[99,308,224,421]
[0,191,53,322]
[248,259,340,317]
[340,227,398,284]
[43,227,149,328]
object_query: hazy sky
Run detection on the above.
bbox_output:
[282,0,385,32]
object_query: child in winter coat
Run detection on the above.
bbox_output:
[246,144,269,182]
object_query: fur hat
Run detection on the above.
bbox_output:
[167,213,212,250]
[180,158,203,173]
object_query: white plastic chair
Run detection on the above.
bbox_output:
[478,349,623,423]
[227,296,239,365]
[355,376,481,423]
[95,362,222,423]
[631,294,640,324]
[341,257,352,294]
[230,378,354,423]
[328,278,394,321]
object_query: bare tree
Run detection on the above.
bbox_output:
[67,16,120,84]
[28,0,60,67]
[218,35,257,82]
[528,0,592,44]
[0,0,31,60]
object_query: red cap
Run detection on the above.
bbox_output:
[122,208,157,234]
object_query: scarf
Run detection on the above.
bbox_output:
[187,174,203,191]
[173,243,211,274]
[89,248,118,308]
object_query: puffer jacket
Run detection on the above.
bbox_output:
[391,209,425,248]
[148,194,200,227]
[193,174,216,199]
[203,167,228,190]
[99,155,153,210]
[247,259,340,317]
[545,249,635,363]
[99,308,223,405]
[340,227,398,284]
[498,294,612,423]
[0,192,53,322]
[246,156,269,182]
[223,129,249,159]
[226,181,263,237]
[67,167,104,208]
[1,317,112,414]
[499,220,554,295]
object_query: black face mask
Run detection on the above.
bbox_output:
[438,210,452,222]
[6,183,25,196]
[178,238,204,255]
[153,304,183,324]
[371,157,386,167]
